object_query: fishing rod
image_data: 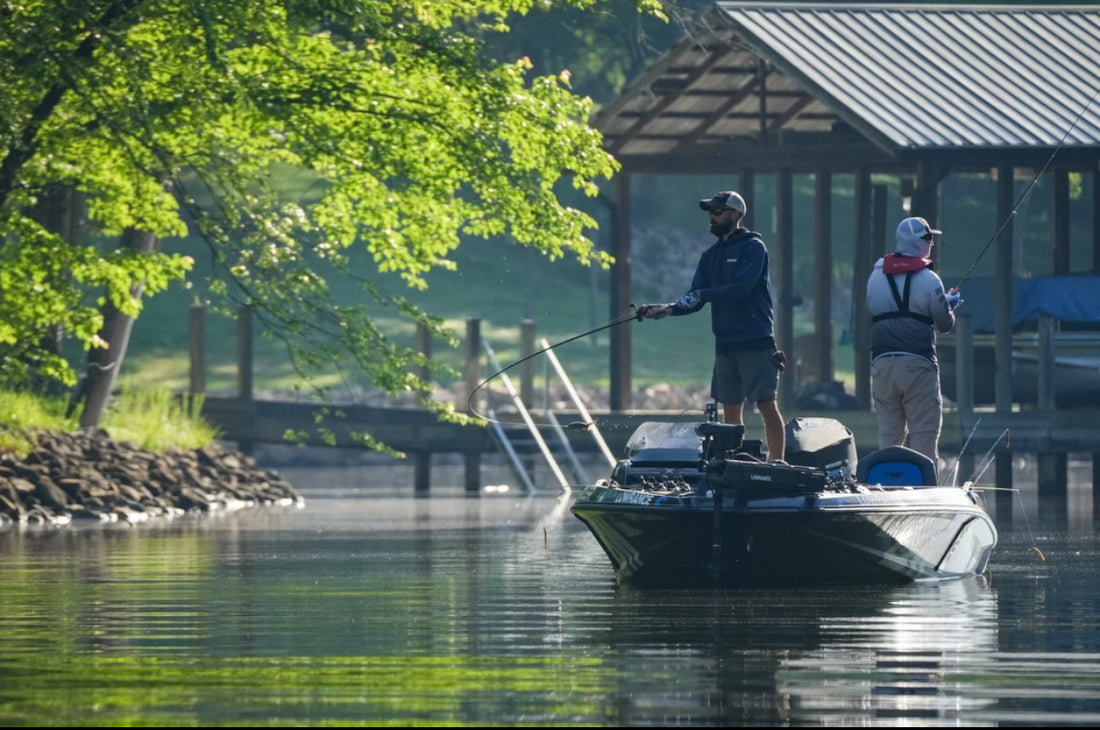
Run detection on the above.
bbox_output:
[466,307,640,425]
[964,427,1009,487]
[952,88,1099,294]
[941,416,981,487]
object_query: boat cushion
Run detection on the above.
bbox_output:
[856,445,937,486]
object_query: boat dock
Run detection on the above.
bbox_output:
[191,308,1099,522]
[199,397,1098,460]
[199,396,1099,504]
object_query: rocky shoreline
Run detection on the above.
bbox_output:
[0,429,302,528]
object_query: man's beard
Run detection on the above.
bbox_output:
[709,217,734,237]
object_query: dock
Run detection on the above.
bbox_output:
[191,308,1100,519]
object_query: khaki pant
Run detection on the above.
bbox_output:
[870,354,943,467]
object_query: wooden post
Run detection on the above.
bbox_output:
[520,319,536,408]
[609,173,632,411]
[1037,315,1056,410]
[955,313,975,484]
[519,318,538,479]
[237,305,254,401]
[414,322,432,494]
[1054,169,1070,274]
[1093,454,1100,523]
[1036,315,1067,513]
[851,169,873,409]
[188,303,205,416]
[994,164,1015,513]
[776,169,794,413]
[1094,167,1100,271]
[813,169,834,383]
[236,304,254,455]
[464,318,482,494]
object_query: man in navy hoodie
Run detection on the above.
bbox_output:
[637,190,786,462]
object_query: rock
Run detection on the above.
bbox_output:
[0,429,302,528]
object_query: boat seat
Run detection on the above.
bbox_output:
[856,445,938,486]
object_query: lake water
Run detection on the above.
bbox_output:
[2,459,1100,726]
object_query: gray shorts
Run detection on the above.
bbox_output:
[712,347,781,405]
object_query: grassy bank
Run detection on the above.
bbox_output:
[0,384,220,458]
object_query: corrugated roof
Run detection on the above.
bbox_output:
[595,3,1100,163]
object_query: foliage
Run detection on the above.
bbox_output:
[0,0,667,442]
[0,384,218,456]
[485,0,712,109]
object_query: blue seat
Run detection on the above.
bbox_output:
[856,445,937,486]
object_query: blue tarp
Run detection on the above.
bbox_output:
[954,275,1100,333]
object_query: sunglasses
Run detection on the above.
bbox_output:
[708,209,727,217]
[922,233,935,242]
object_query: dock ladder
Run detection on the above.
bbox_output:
[481,338,616,495]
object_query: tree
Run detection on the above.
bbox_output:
[0,0,665,449]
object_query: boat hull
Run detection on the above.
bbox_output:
[570,484,997,588]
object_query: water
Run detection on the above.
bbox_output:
[2,462,1100,726]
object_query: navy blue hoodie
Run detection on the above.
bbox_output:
[671,227,775,350]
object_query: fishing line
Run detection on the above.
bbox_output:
[941,416,981,487]
[952,87,1100,293]
[962,428,1043,563]
[466,307,640,425]
[981,485,1045,564]
[966,427,1009,485]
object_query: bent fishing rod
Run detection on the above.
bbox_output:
[466,307,641,425]
[952,88,1100,294]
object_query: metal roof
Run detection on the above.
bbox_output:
[594,3,1100,169]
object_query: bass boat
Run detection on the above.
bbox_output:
[570,410,998,588]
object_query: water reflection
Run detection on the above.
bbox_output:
[777,579,998,724]
[1,479,1100,725]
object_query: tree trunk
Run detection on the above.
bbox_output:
[77,229,158,429]
[29,185,84,395]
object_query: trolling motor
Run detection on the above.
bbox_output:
[697,421,746,463]
[695,406,746,588]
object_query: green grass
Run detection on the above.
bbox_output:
[0,383,221,457]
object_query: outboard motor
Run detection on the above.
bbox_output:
[784,417,858,481]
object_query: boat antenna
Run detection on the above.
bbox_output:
[466,308,640,424]
[952,87,1099,293]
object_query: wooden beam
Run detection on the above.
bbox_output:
[995,164,1016,497]
[609,173,632,411]
[995,165,1014,414]
[1094,168,1100,271]
[776,169,794,412]
[607,49,728,156]
[613,141,898,174]
[1054,169,1070,273]
[852,169,873,409]
[814,170,834,383]
[672,76,761,151]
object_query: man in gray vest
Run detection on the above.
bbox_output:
[866,216,959,472]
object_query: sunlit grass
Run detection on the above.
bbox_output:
[0,382,220,457]
[0,389,74,456]
[101,381,221,452]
